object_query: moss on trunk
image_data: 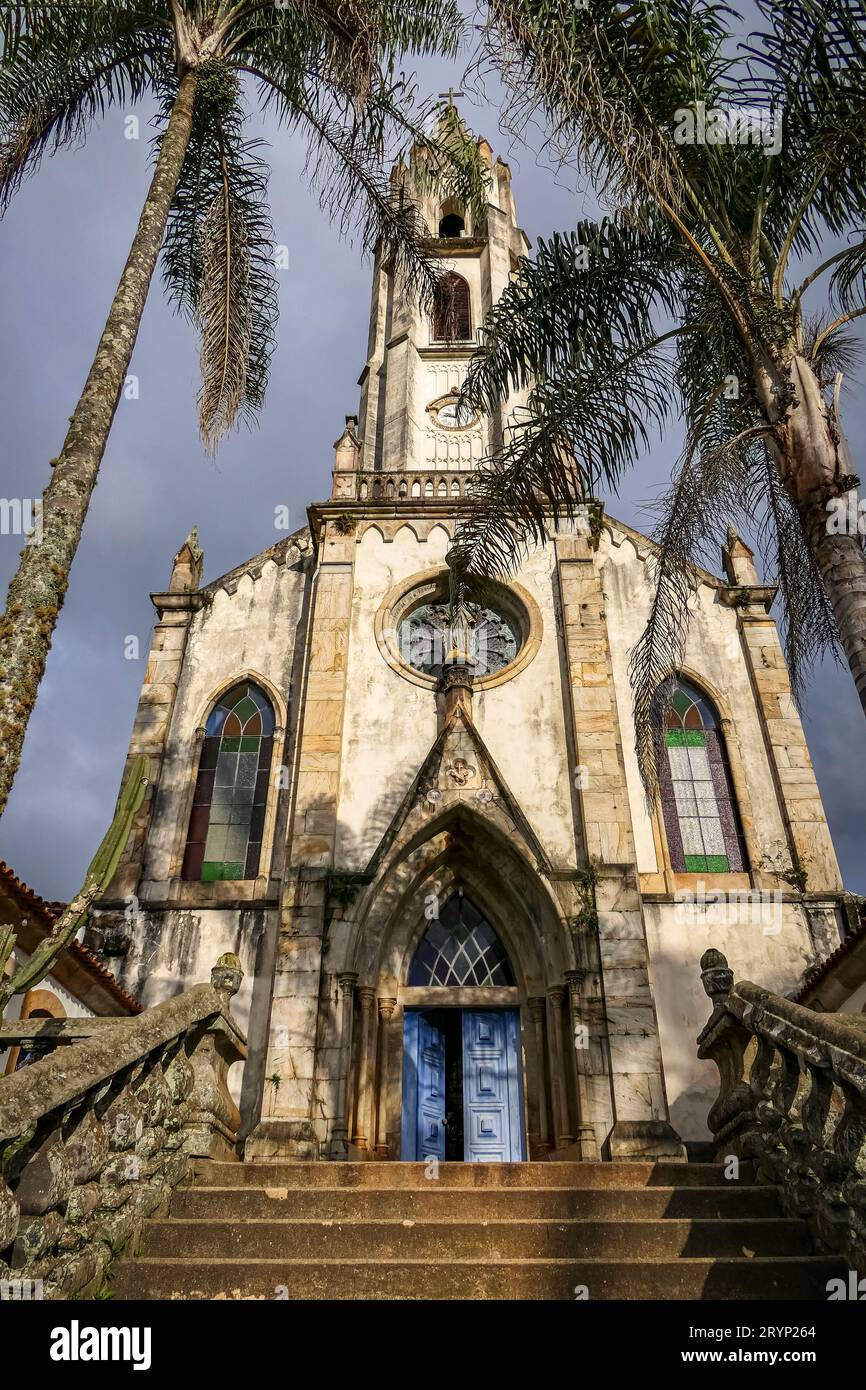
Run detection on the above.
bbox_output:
[0,70,198,818]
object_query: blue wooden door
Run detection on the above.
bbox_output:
[401,1012,446,1161]
[462,1009,525,1162]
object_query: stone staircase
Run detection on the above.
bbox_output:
[112,1160,844,1300]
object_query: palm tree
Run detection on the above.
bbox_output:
[0,0,486,817]
[452,0,866,788]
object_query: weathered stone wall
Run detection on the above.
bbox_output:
[0,962,245,1299]
[138,537,311,890]
[338,522,577,871]
[644,899,834,1140]
[91,534,312,1133]
[600,521,843,1143]
[89,905,275,1133]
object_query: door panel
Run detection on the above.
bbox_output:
[401,1011,446,1161]
[462,1009,525,1162]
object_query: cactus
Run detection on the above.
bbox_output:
[0,755,149,1019]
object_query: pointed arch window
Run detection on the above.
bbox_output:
[432,272,471,342]
[438,211,465,237]
[182,681,275,882]
[659,678,747,873]
[409,894,515,986]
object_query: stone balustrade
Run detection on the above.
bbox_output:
[0,954,246,1299]
[698,948,866,1276]
[357,471,473,502]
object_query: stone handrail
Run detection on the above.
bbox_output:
[0,954,246,1299]
[698,948,866,1276]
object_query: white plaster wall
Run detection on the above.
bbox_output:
[336,523,578,869]
[0,951,94,1073]
[644,899,819,1140]
[601,524,791,874]
[834,979,866,1012]
[116,905,273,1108]
[3,951,94,1022]
[143,553,308,881]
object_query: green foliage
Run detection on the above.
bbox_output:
[0,0,478,448]
[454,0,866,790]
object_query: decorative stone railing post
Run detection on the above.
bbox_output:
[696,948,760,1153]
[697,947,866,1277]
[183,953,247,1162]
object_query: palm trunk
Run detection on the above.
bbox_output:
[771,356,866,718]
[0,70,198,819]
[803,504,866,716]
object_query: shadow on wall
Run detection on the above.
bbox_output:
[646,929,818,1144]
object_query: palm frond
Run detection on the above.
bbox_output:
[629,415,769,795]
[0,0,171,214]
[828,235,866,314]
[803,311,863,387]
[742,0,866,253]
[480,0,734,217]
[162,67,277,451]
[196,152,252,453]
[752,445,840,699]
[461,214,680,414]
[452,334,680,588]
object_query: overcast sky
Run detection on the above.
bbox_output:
[1,23,864,901]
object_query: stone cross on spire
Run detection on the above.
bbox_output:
[438,87,465,109]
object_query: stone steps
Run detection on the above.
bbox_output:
[190,1161,740,1189]
[112,1255,842,1301]
[113,1160,843,1301]
[138,1216,810,1260]
[169,1184,784,1221]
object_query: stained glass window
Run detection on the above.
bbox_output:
[432,272,471,341]
[398,598,520,678]
[182,681,275,882]
[409,895,515,986]
[659,679,747,873]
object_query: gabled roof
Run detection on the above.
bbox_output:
[201,525,312,599]
[793,902,866,1009]
[364,701,554,880]
[0,862,141,1016]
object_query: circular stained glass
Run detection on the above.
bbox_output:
[398,599,520,678]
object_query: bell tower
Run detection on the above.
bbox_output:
[330,116,530,506]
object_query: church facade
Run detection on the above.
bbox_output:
[89,133,847,1165]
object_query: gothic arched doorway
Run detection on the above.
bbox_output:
[400,892,526,1162]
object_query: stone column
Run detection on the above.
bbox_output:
[331,417,361,500]
[102,531,205,904]
[546,986,573,1149]
[565,970,599,1160]
[374,997,397,1158]
[556,529,685,1161]
[329,971,357,1157]
[249,528,355,1161]
[352,986,376,1150]
[527,997,551,1154]
[720,527,843,896]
